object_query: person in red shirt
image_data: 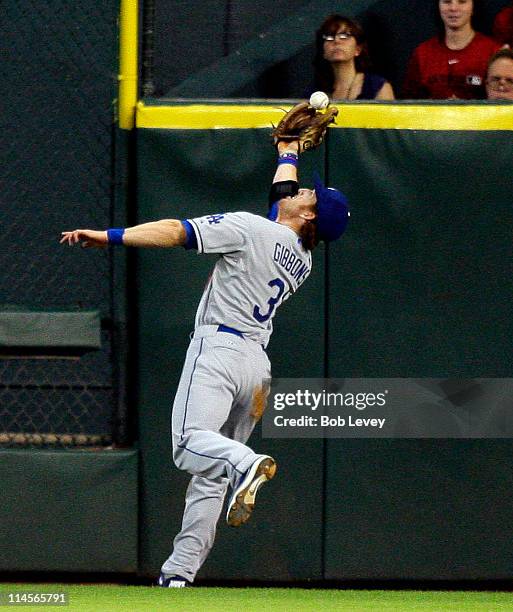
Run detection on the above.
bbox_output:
[403,0,499,99]
[493,3,513,47]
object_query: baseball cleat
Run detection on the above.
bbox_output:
[226,455,277,527]
[157,573,191,588]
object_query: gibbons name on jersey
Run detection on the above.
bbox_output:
[273,242,310,286]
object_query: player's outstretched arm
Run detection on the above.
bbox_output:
[60,219,187,248]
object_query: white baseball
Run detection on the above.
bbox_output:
[309,91,330,109]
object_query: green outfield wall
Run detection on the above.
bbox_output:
[325,126,513,580]
[135,101,513,581]
[0,449,138,572]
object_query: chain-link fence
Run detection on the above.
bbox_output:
[1,1,120,448]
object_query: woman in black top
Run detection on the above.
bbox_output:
[313,14,394,100]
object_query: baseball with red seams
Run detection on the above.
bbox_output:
[309,91,330,109]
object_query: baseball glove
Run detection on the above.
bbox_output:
[272,101,339,152]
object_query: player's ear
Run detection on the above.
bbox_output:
[300,210,316,221]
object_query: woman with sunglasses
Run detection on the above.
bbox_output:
[313,14,394,101]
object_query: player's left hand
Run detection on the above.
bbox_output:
[272,101,338,152]
[60,229,108,248]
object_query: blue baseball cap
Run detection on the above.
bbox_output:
[314,173,350,242]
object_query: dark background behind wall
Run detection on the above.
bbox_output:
[151,0,511,98]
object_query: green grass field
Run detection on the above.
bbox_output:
[1,584,513,611]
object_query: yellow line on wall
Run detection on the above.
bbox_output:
[136,101,513,131]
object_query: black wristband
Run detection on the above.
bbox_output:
[268,180,299,206]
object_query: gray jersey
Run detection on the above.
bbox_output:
[188,212,312,347]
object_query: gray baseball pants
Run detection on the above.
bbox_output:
[161,325,271,582]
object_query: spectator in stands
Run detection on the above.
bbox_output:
[486,47,513,100]
[493,3,513,47]
[313,14,394,100]
[402,0,499,99]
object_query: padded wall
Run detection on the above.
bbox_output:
[0,449,138,572]
[136,107,513,581]
[324,127,513,579]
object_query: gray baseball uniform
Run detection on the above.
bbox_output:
[161,211,312,582]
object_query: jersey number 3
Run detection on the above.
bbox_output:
[253,278,285,323]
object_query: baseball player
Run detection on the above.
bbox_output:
[61,115,348,587]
